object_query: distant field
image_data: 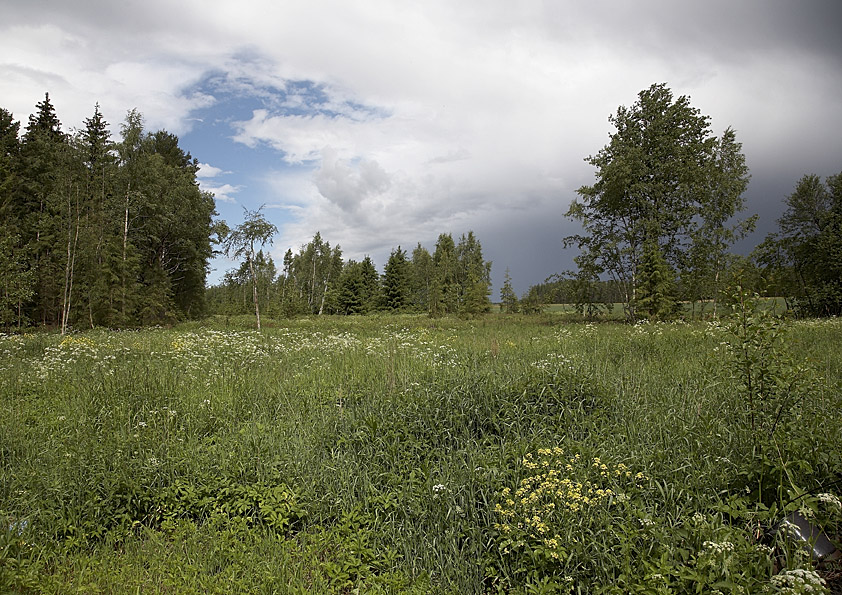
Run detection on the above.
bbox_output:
[1,314,840,593]
[493,297,789,318]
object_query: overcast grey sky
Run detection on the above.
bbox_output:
[2,1,841,293]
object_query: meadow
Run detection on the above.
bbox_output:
[1,309,841,594]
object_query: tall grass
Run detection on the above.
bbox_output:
[2,314,841,593]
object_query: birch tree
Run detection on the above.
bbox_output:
[566,83,751,321]
[222,206,277,329]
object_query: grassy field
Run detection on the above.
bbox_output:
[2,312,841,593]
[491,298,789,318]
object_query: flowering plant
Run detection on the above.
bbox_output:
[491,447,649,590]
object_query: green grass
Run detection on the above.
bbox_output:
[2,314,841,593]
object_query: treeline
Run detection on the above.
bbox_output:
[5,86,838,329]
[207,229,492,318]
[0,94,218,330]
[526,167,842,320]
[521,254,766,318]
[530,167,842,320]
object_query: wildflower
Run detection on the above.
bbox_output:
[769,568,826,593]
[817,493,842,511]
[702,541,735,555]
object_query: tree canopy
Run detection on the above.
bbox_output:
[566,83,752,321]
[756,172,842,316]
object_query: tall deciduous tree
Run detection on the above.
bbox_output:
[223,206,277,329]
[757,172,842,317]
[684,127,754,317]
[566,83,751,321]
[410,243,433,312]
[288,232,343,315]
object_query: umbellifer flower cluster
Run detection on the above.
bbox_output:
[768,568,827,594]
[494,447,648,557]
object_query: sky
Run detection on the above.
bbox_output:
[2,0,841,295]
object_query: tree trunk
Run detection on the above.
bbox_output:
[61,185,80,335]
[249,253,261,330]
[712,256,721,319]
[122,192,129,319]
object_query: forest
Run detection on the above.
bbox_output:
[208,227,493,322]
[0,94,218,331]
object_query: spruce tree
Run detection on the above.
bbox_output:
[382,246,411,311]
[500,267,519,313]
[456,231,492,315]
[359,256,380,313]
[636,239,678,320]
[430,233,459,316]
[0,109,32,327]
[20,93,73,326]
